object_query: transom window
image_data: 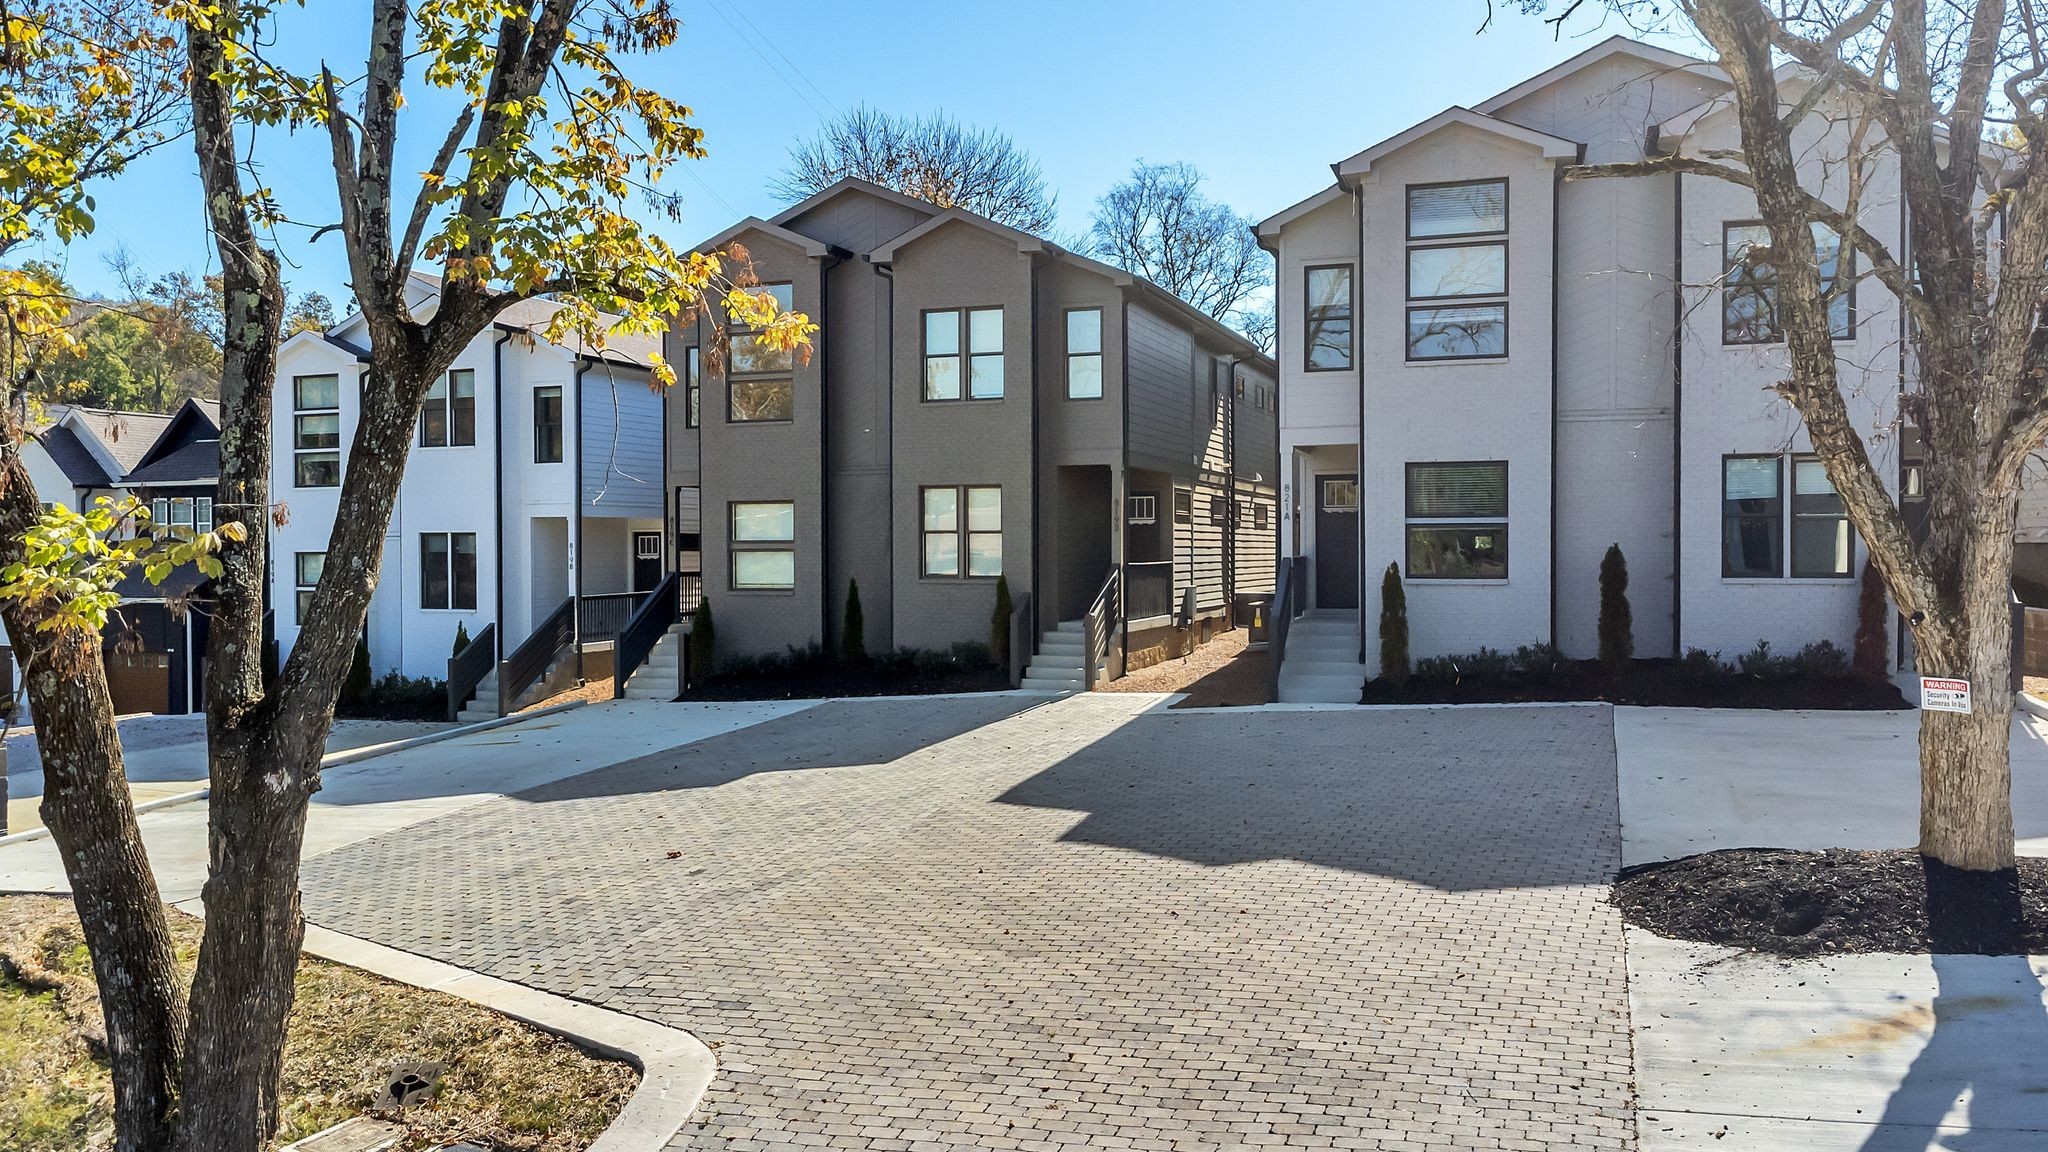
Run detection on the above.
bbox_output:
[420,531,477,610]
[295,551,324,622]
[1723,222,1855,344]
[1322,478,1358,511]
[730,283,796,422]
[925,308,1004,401]
[1405,461,1508,579]
[151,496,212,536]
[1066,308,1103,399]
[293,373,340,487]
[922,486,1002,577]
[421,368,476,447]
[1722,454,1853,578]
[1406,180,1508,361]
[1304,265,1354,372]
[730,501,795,590]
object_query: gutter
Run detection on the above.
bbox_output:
[1030,257,1043,641]
[1670,168,1685,656]
[870,258,896,648]
[1550,161,1565,650]
[816,250,845,648]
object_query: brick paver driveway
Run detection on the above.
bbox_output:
[300,694,1633,1150]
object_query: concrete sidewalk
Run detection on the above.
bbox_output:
[1617,706,2048,1150]
[0,699,813,901]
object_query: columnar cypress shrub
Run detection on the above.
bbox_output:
[1853,558,1890,679]
[991,574,1014,669]
[452,621,471,657]
[841,579,866,663]
[1378,563,1409,686]
[1599,543,1634,673]
[687,598,716,682]
[341,630,372,704]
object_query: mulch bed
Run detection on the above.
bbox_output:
[1614,848,2048,956]
[682,666,1011,701]
[1360,660,1908,709]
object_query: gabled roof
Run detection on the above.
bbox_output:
[768,177,943,228]
[494,296,662,370]
[865,207,1048,264]
[1333,107,1580,180]
[1474,34,1721,115]
[63,406,175,476]
[122,439,219,486]
[1255,184,1348,242]
[124,397,221,481]
[691,215,836,260]
[36,424,115,487]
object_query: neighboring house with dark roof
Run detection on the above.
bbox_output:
[124,397,222,536]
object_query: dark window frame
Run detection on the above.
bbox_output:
[420,367,477,448]
[533,385,564,463]
[1403,460,1510,518]
[1404,301,1511,362]
[1064,306,1104,400]
[292,373,341,488]
[683,346,701,429]
[1173,489,1193,525]
[419,530,478,611]
[1404,239,1511,302]
[919,485,1003,579]
[727,282,797,423]
[1302,264,1355,373]
[1789,453,1855,579]
[1404,177,1511,241]
[1721,453,1786,578]
[1403,460,1510,581]
[728,500,796,591]
[1721,220,1858,346]
[295,551,324,623]
[1405,523,1511,580]
[921,306,1006,403]
[1405,179,1509,362]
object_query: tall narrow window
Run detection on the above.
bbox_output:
[1066,308,1103,398]
[684,346,701,429]
[1406,180,1508,360]
[420,532,478,610]
[729,283,795,422]
[921,486,1002,577]
[1722,455,1784,577]
[421,368,476,447]
[924,308,1004,400]
[1791,455,1852,577]
[295,552,324,622]
[730,501,796,589]
[1304,265,1353,371]
[534,385,564,463]
[1404,461,1508,579]
[293,374,340,487]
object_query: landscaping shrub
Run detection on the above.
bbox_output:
[1412,647,1515,685]
[452,621,471,657]
[1378,563,1409,685]
[1512,641,1567,678]
[1599,543,1634,673]
[841,579,866,663]
[1736,639,1778,678]
[1854,559,1889,678]
[1675,647,1726,683]
[1793,640,1852,679]
[687,598,715,682]
[991,575,1013,670]
[336,672,447,720]
[341,630,372,706]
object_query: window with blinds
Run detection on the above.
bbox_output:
[1404,461,1508,579]
[1722,455,1784,577]
[1791,456,1851,577]
[1407,181,1508,238]
[1405,462,1507,518]
[1406,180,1508,360]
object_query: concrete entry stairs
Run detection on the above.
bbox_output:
[454,648,579,724]
[622,624,686,701]
[1278,609,1364,703]
[1021,620,1107,692]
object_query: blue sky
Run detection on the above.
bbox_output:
[32,1,1697,303]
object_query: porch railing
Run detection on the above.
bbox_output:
[1290,554,1309,619]
[500,596,574,716]
[1269,557,1295,703]
[677,572,705,618]
[445,622,497,722]
[579,592,642,645]
[615,571,681,700]
[1125,561,1174,622]
[1082,566,1121,692]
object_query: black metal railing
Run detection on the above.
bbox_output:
[1269,556,1295,703]
[1125,561,1174,622]
[1008,591,1033,688]
[615,572,681,700]
[1082,566,1121,692]
[677,572,704,617]
[1290,554,1309,619]
[500,597,574,716]
[446,622,497,721]
[579,592,642,645]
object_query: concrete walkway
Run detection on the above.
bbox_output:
[1616,705,2048,1151]
[0,699,812,901]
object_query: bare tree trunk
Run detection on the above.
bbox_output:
[0,406,183,1152]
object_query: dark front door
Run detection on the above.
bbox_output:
[1315,474,1359,609]
[632,531,662,592]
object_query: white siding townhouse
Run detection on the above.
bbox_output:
[268,272,667,715]
[1256,35,1944,700]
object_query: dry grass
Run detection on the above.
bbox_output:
[522,678,615,714]
[0,895,636,1152]
[1096,629,1272,708]
[2026,676,2048,704]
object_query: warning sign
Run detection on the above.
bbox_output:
[1920,677,1973,714]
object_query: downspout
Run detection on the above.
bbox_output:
[1550,161,1566,649]
[573,356,590,649]
[1120,295,1132,675]
[1030,257,1042,641]
[492,328,510,659]
[1224,355,1239,617]
[815,252,842,649]
[1355,181,1368,666]
[872,259,895,648]
[1670,169,1685,656]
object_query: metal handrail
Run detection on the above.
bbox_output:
[499,597,574,716]
[1268,557,1294,703]
[614,572,681,700]
[578,592,642,645]
[1009,591,1033,688]
[1082,566,1121,691]
[445,622,497,721]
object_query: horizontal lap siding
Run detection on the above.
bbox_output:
[1126,306,1195,471]
[581,367,663,516]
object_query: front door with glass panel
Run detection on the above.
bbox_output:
[1315,474,1359,609]
[632,531,662,592]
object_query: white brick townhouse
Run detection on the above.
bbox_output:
[268,272,668,715]
[1256,35,1940,700]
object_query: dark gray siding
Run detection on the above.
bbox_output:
[824,251,895,653]
[777,188,934,255]
[1126,304,1196,474]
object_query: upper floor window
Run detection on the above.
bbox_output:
[295,551,324,622]
[151,496,212,536]
[1723,222,1854,345]
[1405,461,1508,579]
[683,346,701,429]
[921,486,1002,577]
[420,531,478,610]
[534,385,564,463]
[421,368,476,447]
[730,282,796,422]
[1407,180,1507,361]
[730,501,796,590]
[293,373,340,487]
[925,308,1004,401]
[1304,265,1353,371]
[1066,309,1103,399]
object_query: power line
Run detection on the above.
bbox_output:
[711,0,842,119]
[699,0,838,124]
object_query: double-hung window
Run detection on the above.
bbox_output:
[151,496,212,536]
[1405,461,1508,579]
[730,284,796,422]
[730,501,795,590]
[1066,308,1103,398]
[683,346,702,428]
[1304,265,1353,371]
[1723,222,1855,344]
[1722,454,1852,577]
[421,368,476,447]
[420,531,478,610]
[293,374,341,487]
[533,385,564,463]
[295,552,324,622]
[925,308,1004,400]
[922,486,1001,577]
[1406,180,1508,360]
